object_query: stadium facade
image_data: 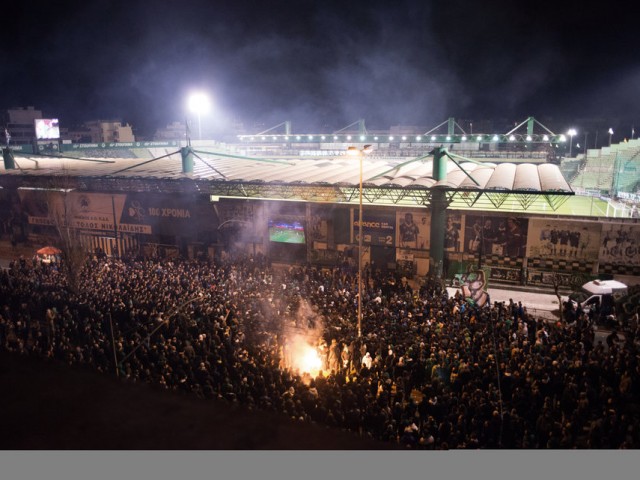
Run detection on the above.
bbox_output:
[1,125,639,288]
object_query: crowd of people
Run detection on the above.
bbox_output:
[1,252,639,449]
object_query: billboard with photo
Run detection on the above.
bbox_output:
[396,210,429,250]
[599,223,640,266]
[464,214,528,257]
[34,119,60,140]
[526,219,601,261]
[445,211,463,253]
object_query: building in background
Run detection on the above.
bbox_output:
[84,120,135,143]
[1,106,43,145]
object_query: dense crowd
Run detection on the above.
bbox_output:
[1,252,639,449]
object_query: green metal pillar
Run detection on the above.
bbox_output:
[527,117,535,136]
[181,146,194,173]
[2,148,15,170]
[447,118,455,136]
[429,147,447,278]
[358,119,366,136]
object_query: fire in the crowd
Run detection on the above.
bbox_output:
[287,335,323,379]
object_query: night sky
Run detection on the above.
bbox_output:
[1,0,639,137]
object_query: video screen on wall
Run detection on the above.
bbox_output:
[34,119,60,140]
[268,219,306,244]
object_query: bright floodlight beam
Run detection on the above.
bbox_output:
[347,144,373,338]
[187,92,211,141]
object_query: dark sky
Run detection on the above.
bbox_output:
[1,0,638,136]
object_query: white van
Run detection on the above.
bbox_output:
[567,280,628,314]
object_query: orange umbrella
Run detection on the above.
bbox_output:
[36,246,62,255]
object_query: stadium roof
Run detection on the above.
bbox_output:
[0,148,573,211]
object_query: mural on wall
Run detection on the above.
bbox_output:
[460,269,490,307]
[396,210,429,250]
[526,219,601,261]
[464,214,528,257]
[599,223,640,266]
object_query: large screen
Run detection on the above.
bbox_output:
[268,219,306,244]
[34,119,60,140]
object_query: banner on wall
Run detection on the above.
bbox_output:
[526,219,601,261]
[353,209,396,246]
[396,210,429,250]
[17,190,211,236]
[464,214,528,257]
[599,223,640,266]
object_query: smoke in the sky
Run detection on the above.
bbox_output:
[2,0,638,136]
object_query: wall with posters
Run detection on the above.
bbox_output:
[395,209,430,276]
[599,223,640,266]
[353,208,396,247]
[526,219,601,262]
[464,214,529,258]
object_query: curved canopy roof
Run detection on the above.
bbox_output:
[0,148,573,211]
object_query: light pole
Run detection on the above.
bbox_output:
[567,128,577,157]
[187,92,211,141]
[608,128,614,146]
[347,144,372,338]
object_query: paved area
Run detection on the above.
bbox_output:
[446,286,561,321]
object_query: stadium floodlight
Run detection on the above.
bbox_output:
[389,136,394,141]
[526,135,532,142]
[608,128,614,146]
[567,128,577,157]
[446,136,452,141]
[187,92,211,141]
[308,135,313,140]
[321,136,326,140]
[476,135,483,141]
[543,135,549,141]
[509,135,516,141]
[492,134,499,141]
[431,135,437,141]
[402,136,407,141]
[347,135,352,140]
[461,135,467,141]
[416,136,422,141]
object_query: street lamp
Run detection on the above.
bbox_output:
[608,128,614,146]
[347,144,373,338]
[187,92,211,141]
[567,128,577,157]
